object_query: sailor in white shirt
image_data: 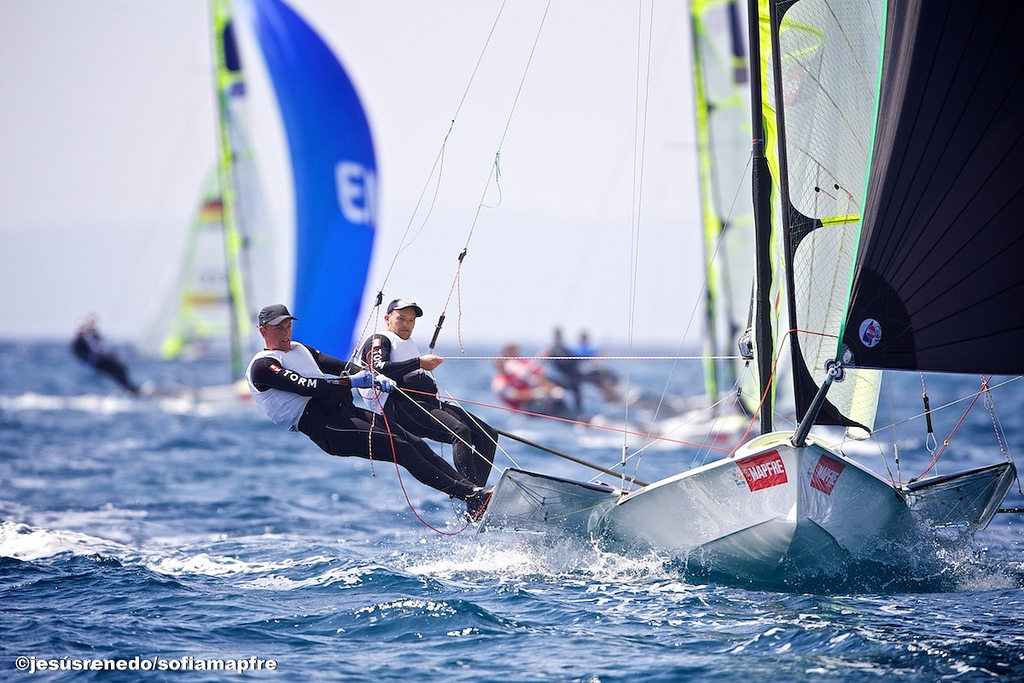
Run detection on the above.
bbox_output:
[358,298,497,489]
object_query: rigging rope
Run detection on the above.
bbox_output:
[982,375,1024,501]
[438,354,742,361]
[370,1,510,295]
[428,0,554,352]
[909,375,988,483]
[401,386,732,454]
[493,427,648,487]
[618,1,657,488]
[363,385,469,536]
[353,1,518,357]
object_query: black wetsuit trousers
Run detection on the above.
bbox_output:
[298,400,476,501]
[389,398,497,488]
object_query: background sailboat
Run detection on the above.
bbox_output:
[144,0,377,390]
[691,0,754,409]
[586,0,757,444]
[143,0,276,382]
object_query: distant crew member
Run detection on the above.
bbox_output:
[71,315,140,395]
[543,327,585,416]
[491,342,572,419]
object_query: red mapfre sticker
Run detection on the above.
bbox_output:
[810,455,845,495]
[737,451,788,491]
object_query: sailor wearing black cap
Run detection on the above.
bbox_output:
[358,298,498,496]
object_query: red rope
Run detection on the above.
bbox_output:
[367,390,468,536]
[726,327,845,457]
[728,328,799,456]
[915,375,990,480]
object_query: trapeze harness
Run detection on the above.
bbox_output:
[357,330,497,489]
[358,331,439,413]
[245,342,343,430]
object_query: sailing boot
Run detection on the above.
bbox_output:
[465,486,494,523]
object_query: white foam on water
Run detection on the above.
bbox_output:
[0,389,255,417]
[243,563,372,590]
[0,519,331,585]
[403,532,679,587]
[146,552,305,577]
[0,520,129,561]
[0,392,135,414]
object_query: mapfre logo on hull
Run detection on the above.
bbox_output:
[810,455,846,495]
[737,451,788,491]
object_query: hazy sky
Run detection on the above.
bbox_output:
[1,0,712,350]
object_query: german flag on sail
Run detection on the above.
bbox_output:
[199,198,224,223]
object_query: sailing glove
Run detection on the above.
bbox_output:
[349,370,396,393]
[348,370,377,389]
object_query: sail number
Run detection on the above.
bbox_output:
[336,161,376,226]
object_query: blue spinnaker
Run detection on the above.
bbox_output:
[245,0,376,355]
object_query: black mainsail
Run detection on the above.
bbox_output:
[843,0,1024,376]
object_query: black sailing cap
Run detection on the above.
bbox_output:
[258,304,297,327]
[386,298,423,317]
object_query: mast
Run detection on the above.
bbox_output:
[691,0,752,404]
[691,1,723,403]
[747,0,774,434]
[211,0,251,379]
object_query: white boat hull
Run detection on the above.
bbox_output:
[481,431,1022,583]
[594,433,919,580]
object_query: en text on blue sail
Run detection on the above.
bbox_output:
[245,0,376,355]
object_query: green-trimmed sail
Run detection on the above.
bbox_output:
[755,0,885,433]
[156,170,235,361]
[211,0,254,379]
[689,0,755,406]
[147,0,276,378]
[754,0,1024,433]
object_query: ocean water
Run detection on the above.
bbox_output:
[2,340,1023,682]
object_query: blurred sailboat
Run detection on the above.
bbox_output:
[144,0,377,405]
[143,0,273,389]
